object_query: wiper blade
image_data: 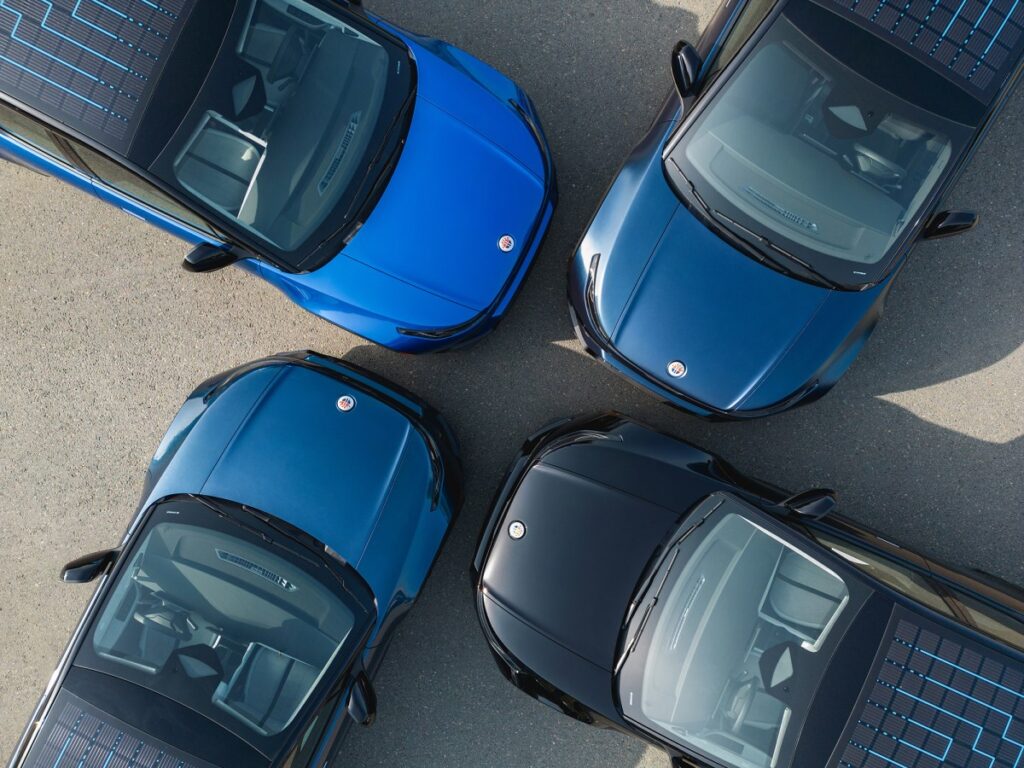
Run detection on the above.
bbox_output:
[670,161,841,290]
[714,210,842,290]
[615,498,724,672]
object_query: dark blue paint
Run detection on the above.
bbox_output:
[569,99,892,418]
[0,5,555,352]
[142,353,461,645]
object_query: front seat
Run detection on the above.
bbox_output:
[766,551,847,640]
[213,643,318,735]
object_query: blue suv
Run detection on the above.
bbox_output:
[0,0,555,351]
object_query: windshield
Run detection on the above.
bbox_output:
[665,0,975,285]
[76,498,373,755]
[148,0,412,266]
[618,501,854,768]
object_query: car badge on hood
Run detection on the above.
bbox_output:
[667,361,687,378]
[498,235,516,253]
[337,395,356,412]
[508,520,526,540]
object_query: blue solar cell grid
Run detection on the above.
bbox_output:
[26,694,213,768]
[0,0,195,152]
[827,0,1024,96]
[838,617,1024,768]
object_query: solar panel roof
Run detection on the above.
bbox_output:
[25,691,216,768]
[0,0,197,153]
[823,0,1024,98]
[836,612,1024,768]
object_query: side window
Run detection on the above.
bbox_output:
[816,532,1024,651]
[65,139,220,238]
[0,101,67,161]
[812,532,955,618]
[281,693,339,768]
[948,588,1024,653]
[704,0,775,83]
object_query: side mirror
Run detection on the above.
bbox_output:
[61,549,119,583]
[182,243,241,274]
[780,489,837,520]
[922,209,978,240]
[346,671,377,726]
[671,41,703,98]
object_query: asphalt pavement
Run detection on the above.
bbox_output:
[0,1,1021,766]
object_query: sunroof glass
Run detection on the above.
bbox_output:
[0,0,195,153]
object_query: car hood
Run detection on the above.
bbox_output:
[480,459,679,672]
[601,203,848,411]
[342,95,545,313]
[151,364,429,569]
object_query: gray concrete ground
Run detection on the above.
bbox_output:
[0,1,1021,766]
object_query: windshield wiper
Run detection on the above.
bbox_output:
[670,162,842,290]
[615,499,723,672]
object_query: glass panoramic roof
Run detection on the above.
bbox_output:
[822,0,1024,98]
[0,0,196,153]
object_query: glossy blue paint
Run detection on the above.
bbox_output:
[0,6,555,352]
[569,94,896,418]
[141,352,462,646]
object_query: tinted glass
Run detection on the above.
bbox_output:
[667,0,975,285]
[149,0,412,262]
[620,506,852,768]
[817,531,1024,652]
[71,139,219,234]
[78,499,372,755]
[704,0,776,82]
[0,99,64,159]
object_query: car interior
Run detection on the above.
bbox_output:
[170,0,390,249]
[89,522,354,737]
[641,513,848,768]
[684,21,953,266]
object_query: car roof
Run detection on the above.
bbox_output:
[0,0,198,154]
[23,687,229,768]
[832,605,1024,767]
[814,0,1024,101]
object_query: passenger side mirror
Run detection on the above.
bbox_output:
[346,671,377,726]
[671,41,703,98]
[61,549,119,583]
[780,489,837,520]
[921,209,978,240]
[182,243,241,274]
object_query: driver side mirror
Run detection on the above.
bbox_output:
[922,209,979,240]
[182,243,242,274]
[61,549,119,584]
[671,41,704,99]
[780,489,837,520]
[346,671,377,726]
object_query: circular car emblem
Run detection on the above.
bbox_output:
[498,235,516,253]
[508,521,526,540]
[667,360,687,379]
[336,395,356,412]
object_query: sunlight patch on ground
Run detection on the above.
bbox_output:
[877,344,1023,445]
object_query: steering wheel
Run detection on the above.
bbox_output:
[850,144,905,185]
[134,606,194,641]
[724,677,758,734]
